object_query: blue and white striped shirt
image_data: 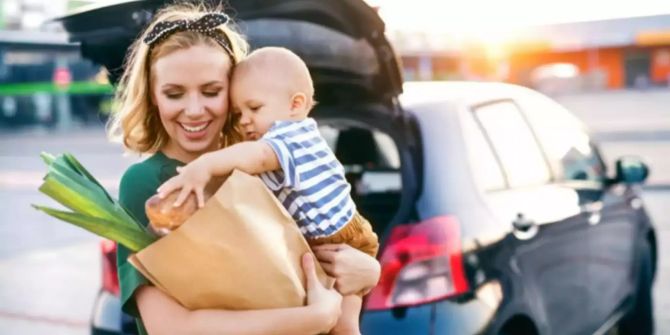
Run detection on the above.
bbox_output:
[260,118,355,238]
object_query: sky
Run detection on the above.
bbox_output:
[368,0,670,36]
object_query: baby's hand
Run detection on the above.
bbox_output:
[157,158,213,208]
[145,192,197,233]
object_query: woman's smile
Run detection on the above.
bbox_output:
[179,121,212,139]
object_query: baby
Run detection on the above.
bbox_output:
[157,47,379,334]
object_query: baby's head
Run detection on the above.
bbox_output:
[231,47,314,140]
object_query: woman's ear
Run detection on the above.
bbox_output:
[289,92,308,116]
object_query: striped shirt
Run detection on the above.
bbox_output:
[259,118,355,238]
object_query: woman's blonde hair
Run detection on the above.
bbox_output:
[108,2,248,154]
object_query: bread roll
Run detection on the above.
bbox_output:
[145,177,224,231]
[145,192,198,230]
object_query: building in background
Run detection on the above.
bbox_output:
[388,32,465,81]
[0,0,111,129]
[505,14,670,91]
[393,14,670,93]
[1,0,68,31]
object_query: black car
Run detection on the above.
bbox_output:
[60,1,657,334]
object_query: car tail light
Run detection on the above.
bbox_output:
[364,216,469,310]
[100,239,119,296]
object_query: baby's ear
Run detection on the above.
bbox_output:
[290,92,308,114]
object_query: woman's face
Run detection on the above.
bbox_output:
[151,44,233,162]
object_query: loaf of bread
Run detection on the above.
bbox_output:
[145,178,224,231]
[145,192,198,230]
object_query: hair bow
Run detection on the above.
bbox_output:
[143,12,234,61]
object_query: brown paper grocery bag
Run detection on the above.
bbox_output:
[128,170,331,310]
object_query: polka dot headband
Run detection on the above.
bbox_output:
[143,12,235,63]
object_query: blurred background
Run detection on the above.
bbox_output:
[0,0,669,334]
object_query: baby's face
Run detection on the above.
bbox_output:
[231,72,293,140]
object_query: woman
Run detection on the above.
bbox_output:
[111,3,380,335]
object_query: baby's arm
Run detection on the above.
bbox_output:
[204,140,280,177]
[157,141,280,207]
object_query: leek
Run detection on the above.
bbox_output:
[33,152,156,252]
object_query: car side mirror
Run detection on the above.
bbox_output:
[614,156,649,185]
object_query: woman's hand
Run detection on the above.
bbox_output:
[303,253,342,332]
[313,244,381,296]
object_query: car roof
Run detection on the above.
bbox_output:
[399,80,533,111]
[400,80,590,133]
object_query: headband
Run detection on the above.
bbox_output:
[143,13,235,62]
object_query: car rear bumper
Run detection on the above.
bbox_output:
[362,282,502,334]
[362,303,433,335]
[91,290,127,335]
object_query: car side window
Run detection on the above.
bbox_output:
[518,92,606,184]
[319,125,400,170]
[462,111,507,191]
[473,101,552,188]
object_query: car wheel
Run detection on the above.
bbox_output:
[618,240,654,335]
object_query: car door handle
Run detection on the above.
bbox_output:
[587,211,601,225]
[512,213,536,231]
[584,202,603,225]
[512,213,538,240]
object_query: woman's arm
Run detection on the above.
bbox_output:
[313,244,381,295]
[137,288,325,335]
[137,254,342,335]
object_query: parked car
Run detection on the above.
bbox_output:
[60,1,657,334]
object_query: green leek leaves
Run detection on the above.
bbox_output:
[33,153,156,252]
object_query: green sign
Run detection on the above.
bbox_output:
[0,81,114,96]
